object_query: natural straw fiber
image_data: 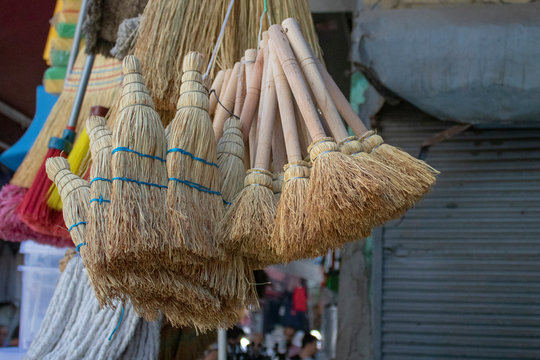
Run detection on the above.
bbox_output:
[167,51,222,260]
[45,157,90,250]
[84,115,119,306]
[133,0,322,124]
[107,55,169,269]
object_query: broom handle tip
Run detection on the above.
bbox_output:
[282,18,349,142]
[268,25,326,143]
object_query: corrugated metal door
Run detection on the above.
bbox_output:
[373,113,540,360]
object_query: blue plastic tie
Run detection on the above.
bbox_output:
[108,306,124,341]
[112,147,166,162]
[76,242,87,252]
[68,221,87,232]
[223,199,232,206]
[90,177,112,185]
[113,177,168,189]
[167,148,219,168]
[168,177,221,196]
[90,196,110,205]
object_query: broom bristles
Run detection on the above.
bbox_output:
[220,168,278,266]
[306,138,379,249]
[272,162,311,261]
[217,116,245,203]
[167,51,222,259]
[0,184,70,245]
[17,148,70,239]
[108,55,169,267]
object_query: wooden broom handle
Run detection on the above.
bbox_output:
[272,114,288,172]
[316,60,369,136]
[244,49,257,91]
[269,44,303,163]
[222,69,232,96]
[254,57,277,170]
[234,59,246,115]
[240,46,265,142]
[268,25,326,142]
[208,70,225,116]
[282,18,349,142]
[213,62,240,141]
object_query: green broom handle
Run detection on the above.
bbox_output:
[254,56,277,170]
[67,55,95,129]
[316,60,370,137]
[240,48,265,142]
[282,18,349,142]
[268,25,326,143]
[65,0,89,79]
[269,44,303,163]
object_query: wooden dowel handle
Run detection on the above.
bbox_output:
[282,18,349,142]
[244,49,257,91]
[269,44,303,163]
[268,25,326,142]
[240,45,265,142]
[316,60,369,137]
[213,62,240,141]
[272,114,287,172]
[208,70,225,116]
[234,59,246,115]
[254,59,277,170]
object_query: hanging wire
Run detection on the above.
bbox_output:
[257,0,272,50]
[204,0,236,80]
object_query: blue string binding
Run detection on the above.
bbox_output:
[113,177,168,189]
[112,147,166,162]
[167,147,219,168]
[168,177,221,196]
[108,306,124,341]
[76,242,87,252]
[90,177,112,185]
[90,196,111,205]
[68,221,87,232]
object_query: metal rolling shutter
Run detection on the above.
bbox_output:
[374,113,540,360]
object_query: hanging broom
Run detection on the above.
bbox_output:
[46,106,109,211]
[84,114,119,307]
[220,49,280,268]
[314,52,439,209]
[217,60,247,204]
[269,43,311,261]
[283,18,437,228]
[107,54,169,288]
[270,24,381,248]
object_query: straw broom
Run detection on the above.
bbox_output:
[217,60,247,204]
[270,24,381,247]
[84,114,119,307]
[282,19,408,233]
[46,106,109,211]
[315,57,439,210]
[269,44,312,262]
[220,52,279,267]
[283,18,437,227]
[108,55,169,272]
[167,51,223,261]
[213,62,240,141]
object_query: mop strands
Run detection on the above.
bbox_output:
[24,255,160,360]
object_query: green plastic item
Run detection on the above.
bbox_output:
[44,66,67,81]
[50,50,70,67]
[55,22,77,38]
